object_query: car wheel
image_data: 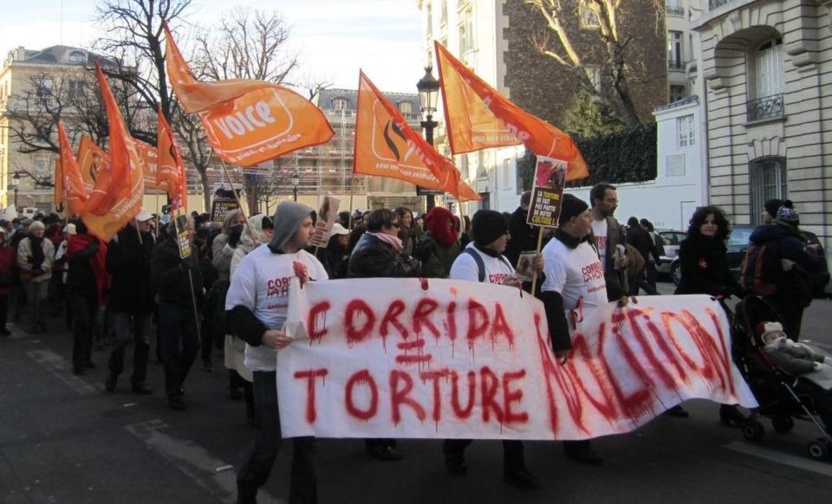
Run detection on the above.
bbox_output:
[671,261,681,286]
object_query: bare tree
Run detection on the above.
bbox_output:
[174,106,213,210]
[525,0,662,126]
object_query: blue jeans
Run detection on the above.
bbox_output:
[108,312,152,385]
[157,302,200,399]
[237,371,318,503]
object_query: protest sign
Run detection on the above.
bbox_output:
[527,156,566,227]
[277,279,757,440]
[173,213,192,259]
[309,195,340,248]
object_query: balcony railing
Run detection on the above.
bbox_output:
[666,5,685,16]
[746,93,784,122]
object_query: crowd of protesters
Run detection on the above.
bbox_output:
[0,183,824,504]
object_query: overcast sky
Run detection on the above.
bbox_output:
[0,0,426,93]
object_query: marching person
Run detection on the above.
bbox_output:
[442,209,541,489]
[104,208,156,394]
[150,217,203,410]
[17,220,54,334]
[589,183,628,296]
[348,208,421,461]
[226,202,328,504]
[541,194,629,466]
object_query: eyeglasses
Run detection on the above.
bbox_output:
[390,222,401,228]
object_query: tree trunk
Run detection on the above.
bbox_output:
[201,174,211,214]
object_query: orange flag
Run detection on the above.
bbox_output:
[82,62,145,242]
[435,42,589,181]
[163,24,334,167]
[76,134,108,193]
[353,71,479,202]
[134,140,159,190]
[57,122,89,216]
[157,109,188,212]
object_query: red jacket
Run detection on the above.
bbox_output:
[0,243,16,295]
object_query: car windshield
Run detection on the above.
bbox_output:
[660,232,685,245]
[728,227,754,247]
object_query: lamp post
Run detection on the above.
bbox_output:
[8,172,20,208]
[417,66,440,211]
[291,170,300,202]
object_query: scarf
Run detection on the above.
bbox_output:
[367,232,403,253]
[67,233,110,303]
[29,236,45,270]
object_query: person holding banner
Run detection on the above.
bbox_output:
[150,219,204,411]
[541,194,628,466]
[347,208,422,462]
[226,201,327,504]
[442,209,541,489]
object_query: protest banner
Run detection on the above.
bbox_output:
[527,156,567,228]
[309,194,340,248]
[277,279,757,440]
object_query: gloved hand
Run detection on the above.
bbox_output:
[228,225,244,248]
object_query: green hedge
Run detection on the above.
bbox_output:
[517,123,657,190]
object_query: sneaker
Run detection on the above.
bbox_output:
[442,443,467,475]
[367,443,402,461]
[662,405,690,418]
[503,466,540,489]
[104,373,118,392]
[720,405,748,427]
[131,382,153,395]
[168,396,186,410]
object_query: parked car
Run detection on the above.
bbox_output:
[669,225,830,297]
[656,230,687,278]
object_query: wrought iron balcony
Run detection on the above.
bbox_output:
[708,0,734,9]
[746,93,784,122]
[666,5,685,16]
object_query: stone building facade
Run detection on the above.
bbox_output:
[692,0,832,249]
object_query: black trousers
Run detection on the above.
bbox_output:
[237,371,317,503]
[69,293,98,370]
[442,438,526,472]
[158,302,200,399]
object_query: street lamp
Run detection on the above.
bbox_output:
[8,172,20,208]
[291,170,300,202]
[417,66,440,211]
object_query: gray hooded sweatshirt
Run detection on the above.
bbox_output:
[268,201,313,253]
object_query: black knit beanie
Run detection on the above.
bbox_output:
[764,198,783,219]
[472,210,508,246]
[558,194,589,225]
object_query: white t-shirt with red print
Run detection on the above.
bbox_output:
[449,243,515,284]
[591,218,609,272]
[226,244,329,372]
[540,238,608,311]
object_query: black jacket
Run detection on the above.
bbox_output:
[674,234,740,296]
[504,206,538,267]
[347,233,421,278]
[150,237,204,308]
[107,226,155,315]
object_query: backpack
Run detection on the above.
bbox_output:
[463,248,511,282]
[740,239,781,296]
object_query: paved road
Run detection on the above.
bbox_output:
[2,285,832,504]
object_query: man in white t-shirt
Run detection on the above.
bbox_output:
[226,201,328,504]
[444,209,541,489]
[589,183,628,300]
[541,194,629,467]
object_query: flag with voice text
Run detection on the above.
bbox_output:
[134,140,159,190]
[57,123,88,216]
[435,42,589,181]
[163,24,334,167]
[353,71,479,202]
[76,134,108,193]
[82,61,144,242]
[157,108,188,212]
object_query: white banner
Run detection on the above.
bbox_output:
[278,279,757,440]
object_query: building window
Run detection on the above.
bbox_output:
[440,0,448,26]
[748,37,785,121]
[332,98,347,111]
[68,80,85,102]
[666,0,684,16]
[749,157,787,225]
[668,31,683,69]
[501,158,513,192]
[580,5,600,29]
[36,78,53,105]
[68,51,86,64]
[670,85,686,102]
[458,6,474,54]
[426,3,433,37]
[398,101,412,116]
[677,114,695,148]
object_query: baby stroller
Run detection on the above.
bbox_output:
[729,295,832,460]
